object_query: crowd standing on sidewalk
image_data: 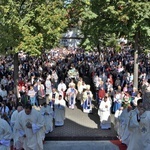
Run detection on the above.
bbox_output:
[0,43,150,150]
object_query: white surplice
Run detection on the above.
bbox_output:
[140,111,150,150]
[66,87,77,109]
[11,110,23,149]
[40,105,54,133]
[127,108,142,150]
[54,98,66,126]
[98,100,111,129]
[114,109,123,136]
[15,109,45,150]
[0,118,12,150]
[57,82,67,98]
[119,108,131,146]
[45,79,52,95]
[82,90,93,113]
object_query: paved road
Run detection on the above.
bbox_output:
[46,100,117,140]
[43,141,119,150]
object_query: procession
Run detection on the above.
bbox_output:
[0,41,150,150]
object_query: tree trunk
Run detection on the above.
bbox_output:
[13,53,19,101]
[133,32,139,89]
[97,43,100,54]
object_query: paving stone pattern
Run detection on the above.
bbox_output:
[46,101,117,141]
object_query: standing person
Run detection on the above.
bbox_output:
[139,110,150,150]
[15,104,45,150]
[98,96,111,129]
[27,85,37,106]
[48,88,59,108]
[45,76,52,96]
[54,95,66,127]
[11,106,23,150]
[0,101,10,117]
[40,102,54,134]
[82,85,93,113]
[66,83,78,109]
[119,105,132,146]
[127,99,143,150]
[37,80,46,106]
[76,77,84,101]
[57,80,67,99]
[113,90,122,113]
[114,106,123,138]
[51,69,58,89]
[0,117,12,150]
[98,87,106,105]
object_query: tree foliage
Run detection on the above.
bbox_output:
[0,0,68,55]
[80,0,150,51]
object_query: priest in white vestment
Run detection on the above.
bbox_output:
[114,106,123,137]
[127,99,143,150]
[40,102,54,133]
[139,110,150,150]
[98,96,111,129]
[54,95,66,126]
[119,105,132,146]
[76,77,84,101]
[15,104,45,150]
[0,118,12,150]
[11,106,23,150]
[57,80,67,99]
[47,88,59,108]
[82,85,93,113]
[66,83,78,109]
[45,76,52,95]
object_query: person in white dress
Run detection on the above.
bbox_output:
[0,101,9,117]
[114,106,123,137]
[0,117,12,150]
[54,95,66,126]
[15,104,45,150]
[76,77,84,101]
[40,102,54,134]
[139,110,150,150]
[47,88,59,108]
[11,106,23,150]
[45,76,52,95]
[127,99,143,150]
[98,96,111,129]
[57,80,67,99]
[119,105,132,146]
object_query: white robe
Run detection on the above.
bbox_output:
[119,108,131,146]
[82,90,93,113]
[127,108,142,150]
[66,88,77,109]
[140,111,150,150]
[57,83,67,98]
[0,118,12,150]
[114,109,123,136]
[15,109,45,150]
[45,79,52,95]
[98,100,111,129]
[11,110,23,149]
[40,105,53,133]
[47,92,59,107]
[54,99,66,126]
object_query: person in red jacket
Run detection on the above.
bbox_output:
[98,87,106,105]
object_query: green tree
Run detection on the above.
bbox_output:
[0,0,68,98]
[100,0,150,88]
[81,0,150,88]
[64,0,97,51]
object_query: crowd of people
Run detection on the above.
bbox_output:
[0,43,150,150]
